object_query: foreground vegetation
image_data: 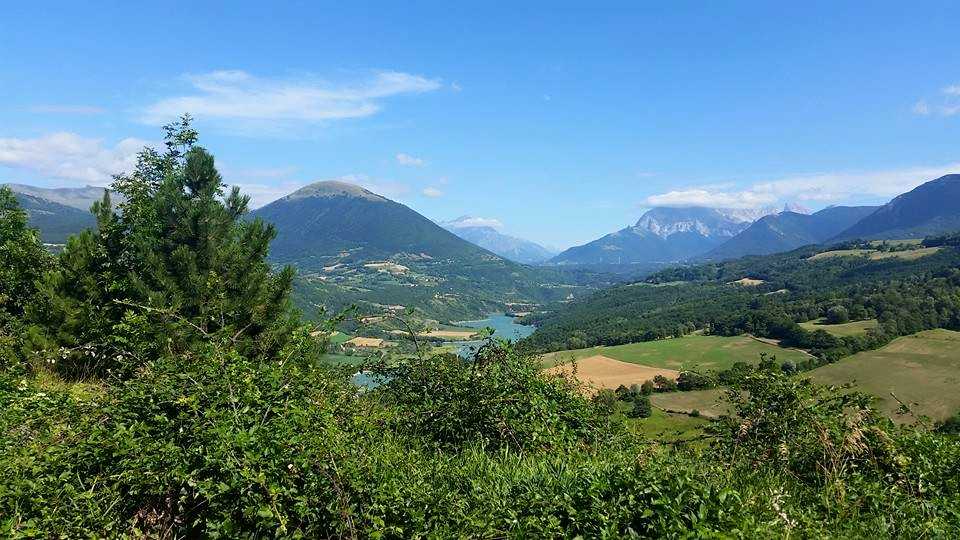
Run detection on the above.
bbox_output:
[2,123,959,537]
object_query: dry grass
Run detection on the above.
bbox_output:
[345,337,387,348]
[544,355,679,393]
[650,388,730,418]
[809,329,960,423]
[799,318,879,337]
[729,277,765,286]
[808,246,941,262]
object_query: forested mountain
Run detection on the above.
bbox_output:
[549,206,769,266]
[703,206,878,261]
[9,191,96,243]
[831,174,960,241]
[524,238,960,357]
[5,183,111,211]
[441,216,555,264]
[252,181,595,321]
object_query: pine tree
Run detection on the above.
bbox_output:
[33,117,298,377]
[0,187,50,318]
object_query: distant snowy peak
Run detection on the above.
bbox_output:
[634,203,812,240]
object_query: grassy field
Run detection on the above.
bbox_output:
[809,246,941,262]
[809,329,960,423]
[650,388,730,418]
[799,318,879,337]
[540,335,811,372]
[631,408,709,442]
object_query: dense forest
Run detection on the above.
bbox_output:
[2,123,959,537]
[523,242,960,367]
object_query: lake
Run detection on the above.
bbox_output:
[447,313,535,357]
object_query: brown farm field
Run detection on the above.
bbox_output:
[809,329,960,423]
[544,355,679,393]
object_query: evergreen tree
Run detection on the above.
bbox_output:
[0,187,50,319]
[32,117,297,377]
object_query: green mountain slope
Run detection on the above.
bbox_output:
[524,240,960,352]
[251,181,596,321]
[831,174,960,241]
[703,206,878,261]
[12,192,96,244]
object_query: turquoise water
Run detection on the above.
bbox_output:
[454,314,535,341]
[351,314,534,386]
[448,314,534,357]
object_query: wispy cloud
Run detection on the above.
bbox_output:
[913,84,960,117]
[0,132,147,184]
[396,152,425,167]
[141,70,442,131]
[29,105,106,115]
[443,216,504,229]
[644,163,960,209]
[421,186,443,198]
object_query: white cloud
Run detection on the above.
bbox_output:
[141,70,441,128]
[29,105,105,115]
[644,163,960,209]
[645,189,777,209]
[914,84,960,116]
[0,132,147,184]
[396,152,425,167]
[421,186,443,198]
[444,216,504,229]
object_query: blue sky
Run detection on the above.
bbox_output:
[2,1,960,248]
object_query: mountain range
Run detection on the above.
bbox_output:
[3,184,99,243]
[440,216,555,264]
[548,206,786,266]
[7,173,960,318]
[701,205,879,261]
[829,174,960,242]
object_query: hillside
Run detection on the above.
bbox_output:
[441,217,555,264]
[831,174,960,241]
[703,206,878,261]
[12,192,96,243]
[5,183,111,211]
[549,206,769,266]
[252,181,596,321]
[524,239,960,352]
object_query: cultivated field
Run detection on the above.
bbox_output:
[540,335,810,372]
[544,355,679,392]
[650,388,730,418]
[799,318,879,337]
[809,329,960,423]
[808,246,941,262]
[729,277,765,286]
[420,329,478,339]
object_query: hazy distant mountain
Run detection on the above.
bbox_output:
[441,216,555,264]
[5,183,111,211]
[831,174,960,241]
[11,192,97,244]
[703,205,879,261]
[549,206,776,265]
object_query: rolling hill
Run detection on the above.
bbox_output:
[831,174,960,241]
[703,206,878,261]
[5,183,111,211]
[251,181,595,321]
[441,216,555,264]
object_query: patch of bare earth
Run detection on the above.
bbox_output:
[545,355,680,393]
